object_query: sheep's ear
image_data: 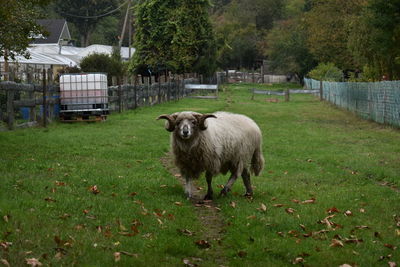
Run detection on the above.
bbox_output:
[196,113,217,130]
[157,114,176,132]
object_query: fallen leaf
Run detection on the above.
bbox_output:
[178,229,195,236]
[384,244,397,250]
[344,210,353,216]
[120,251,139,257]
[359,208,365,213]
[174,202,183,206]
[292,199,300,204]
[55,181,66,186]
[339,264,353,267]
[247,215,256,219]
[330,239,344,248]
[388,262,397,267]
[301,198,316,204]
[396,229,400,236]
[273,204,285,207]
[3,215,10,223]
[183,259,197,267]
[25,258,42,266]
[237,251,247,258]
[258,203,267,212]
[44,197,56,202]
[299,224,306,231]
[230,201,236,208]
[327,207,340,214]
[195,240,211,249]
[129,192,137,197]
[344,238,363,244]
[285,208,295,214]
[89,185,100,195]
[114,252,121,262]
[292,257,304,264]
[160,185,168,188]
[1,259,10,267]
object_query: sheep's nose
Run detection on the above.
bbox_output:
[183,129,189,136]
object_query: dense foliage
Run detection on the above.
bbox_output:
[80,52,126,85]
[130,0,216,76]
[0,0,50,60]
[308,62,343,81]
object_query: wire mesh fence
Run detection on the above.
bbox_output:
[304,78,400,127]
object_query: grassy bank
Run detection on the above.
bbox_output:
[1,83,399,266]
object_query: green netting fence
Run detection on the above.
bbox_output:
[304,78,400,128]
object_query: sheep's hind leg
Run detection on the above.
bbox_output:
[242,168,253,197]
[204,172,214,200]
[220,172,239,196]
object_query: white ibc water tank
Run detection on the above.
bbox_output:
[60,73,108,111]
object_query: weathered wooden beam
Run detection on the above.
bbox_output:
[6,90,15,130]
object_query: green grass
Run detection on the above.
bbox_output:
[1,83,399,266]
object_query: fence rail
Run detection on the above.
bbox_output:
[304,78,400,127]
[0,71,200,130]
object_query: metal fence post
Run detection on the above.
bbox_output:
[42,69,47,128]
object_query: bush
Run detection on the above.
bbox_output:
[80,53,125,85]
[308,62,343,81]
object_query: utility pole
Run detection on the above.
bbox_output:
[119,0,132,50]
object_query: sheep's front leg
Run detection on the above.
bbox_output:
[204,172,213,200]
[185,177,193,199]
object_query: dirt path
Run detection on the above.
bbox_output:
[160,152,228,266]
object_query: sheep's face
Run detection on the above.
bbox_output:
[157,112,217,140]
[175,114,199,140]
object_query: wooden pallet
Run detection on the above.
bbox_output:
[60,114,107,122]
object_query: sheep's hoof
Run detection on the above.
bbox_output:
[219,187,230,197]
[244,192,253,199]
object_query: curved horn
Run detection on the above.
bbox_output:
[198,114,217,130]
[157,114,176,132]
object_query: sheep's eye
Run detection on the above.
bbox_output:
[191,119,197,125]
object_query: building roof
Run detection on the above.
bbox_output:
[33,19,71,45]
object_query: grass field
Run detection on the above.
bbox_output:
[1,83,399,266]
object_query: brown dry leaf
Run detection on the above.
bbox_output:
[237,251,247,258]
[330,239,344,248]
[174,202,183,206]
[388,262,397,267]
[195,240,211,249]
[120,251,139,258]
[299,224,306,231]
[25,258,43,266]
[301,198,316,204]
[339,264,353,267]
[129,192,137,197]
[178,229,195,236]
[384,244,397,250]
[114,252,121,262]
[273,204,285,207]
[89,185,100,195]
[55,181,66,186]
[395,229,400,236]
[359,208,366,213]
[230,201,236,208]
[327,207,340,214]
[3,215,10,223]
[160,185,168,188]
[247,215,256,220]
[285,208,295,214]
[44,197,56,202]
[292,199,300,204]
[292,257,304,264]
[344,210,353,216]
[344,238,363,244]
[257,203,267,212]
[183,259,197,267]
[157,218,163,225]
[1,259,10,267]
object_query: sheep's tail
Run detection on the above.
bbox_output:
[251,147,264,176]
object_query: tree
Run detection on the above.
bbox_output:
[304,0,365,70]
[55,0,119,47]
[265,19,316,80]
[130,0,216,76]
[0,0,50,61]
[348,0,400,80]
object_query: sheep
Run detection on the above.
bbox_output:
[157,111,264,200]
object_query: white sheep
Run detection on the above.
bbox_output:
[157,111,265,199]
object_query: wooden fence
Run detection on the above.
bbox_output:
[0,70,200,130]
